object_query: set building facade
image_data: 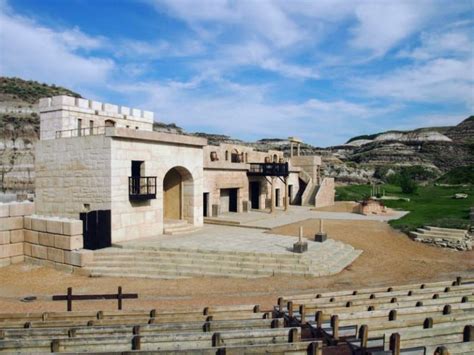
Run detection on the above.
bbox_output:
[35,96,334,244]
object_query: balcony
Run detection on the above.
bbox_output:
[247,163,289,177]
[128,176,157,201]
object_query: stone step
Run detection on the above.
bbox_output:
[425,226,468,234]
[410,231,465,241]
[88,258,318,274]
[93,249,319,266]
[416,228,466,237]
[163,219,188,228]
[86,263,304,278]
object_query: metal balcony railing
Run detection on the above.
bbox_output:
[128,176,157,201]
[247,163,289,177]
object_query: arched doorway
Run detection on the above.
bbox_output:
[163,166,194,221]
[105,119,116,127]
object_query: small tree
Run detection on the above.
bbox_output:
[399,172,417,194]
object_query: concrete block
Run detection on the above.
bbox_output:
[31,217,47,232]
[24,216,32,230]
[0,204,9,218]
[9,243,23,257]
[62,220,83,236]
[0,245,10,258]
[9,202,34,217]
[10,230,24,243]
[31,245,48,259]
[54,235,83,250]
[24,230,39,244]
[47,247,64,263]
[10,255,24,264]
[24,242,32,257]
[46,219,63,234]
[38,232,55,247]
[0,231,10,245]
[0,217,23,231]
[120,106,130,115]
[65,249,93,267]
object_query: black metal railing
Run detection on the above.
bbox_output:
[247,163,289,177]
[128,176,157,201]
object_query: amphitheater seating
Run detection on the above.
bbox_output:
[1,277,473,354]
[278,277,474,354]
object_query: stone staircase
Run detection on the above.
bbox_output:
[84,240,362,279]
[409,226,471,251]
[163,220,200,235]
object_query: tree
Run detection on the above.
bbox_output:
[399,172,418,194]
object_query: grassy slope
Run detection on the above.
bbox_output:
[336,184,473,232]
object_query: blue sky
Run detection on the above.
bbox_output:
[0,0,473,146]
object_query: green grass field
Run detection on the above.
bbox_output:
[336,184,473,232]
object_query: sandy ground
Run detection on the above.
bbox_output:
[1,219,472,314]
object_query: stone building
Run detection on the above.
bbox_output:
[35,96,334,244]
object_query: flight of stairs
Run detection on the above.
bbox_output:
[163,220,200,235]
[409,226,471,251]
[84,240,362,279]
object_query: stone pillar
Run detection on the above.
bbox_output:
[297,143,301,156]
[290,142,294,158]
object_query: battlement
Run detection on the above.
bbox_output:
[39,95,154,124]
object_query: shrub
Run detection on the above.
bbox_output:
[399,172,418,194]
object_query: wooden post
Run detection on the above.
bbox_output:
[359,324,368,350]
[434,346,449,355]
[67,287,72,312]
[289,327,300,343]
[315,311,323,329]
[424,317,433,329]
[443,305,452,315]
[331,315,339,341]
[389,310,397,321]
[287,301,294,317]
[132,335,141,350]
[253,304,260,313]
[299,305,306,323]
[212,333,222,347]
[68,328,76,338]
[278,297,284,312]
[118,286,123,310]
[51,340,60,353]
[456,276,462,286]
[270,177,275,213]
[309,341,323,355]
[463,325,474,341]
[389,333,401,355]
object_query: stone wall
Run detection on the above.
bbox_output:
[290,156,322,185]
[110,137,204,242]
[0,201,92,271]
[314,177,335,208]
[35,135,112,218]
[39,96,154,140]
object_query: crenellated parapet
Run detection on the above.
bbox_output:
[39,95,154,124]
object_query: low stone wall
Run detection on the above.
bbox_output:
[0,202,93,271]
[0,202,33,267]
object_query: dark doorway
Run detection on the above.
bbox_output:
[80,210,111,250]
[288,185,293,204]
[203,192,209,217]
[229,188,238,212]
[275,188,280,207]
[131,161,143,196]
[250,181,260,209]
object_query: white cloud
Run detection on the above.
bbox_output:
[351,58,474,107]
[0,7,114,87]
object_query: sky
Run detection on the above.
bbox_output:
[0,0,473,146]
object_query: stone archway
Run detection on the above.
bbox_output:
[163,166,194,222]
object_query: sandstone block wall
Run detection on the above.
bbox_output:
[314,177,335,208]
[110,138,204,242]
[35,135,112,218]
[39,96,154,140]
[0,202,93,271]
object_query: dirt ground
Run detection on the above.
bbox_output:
[1,218,472,314]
